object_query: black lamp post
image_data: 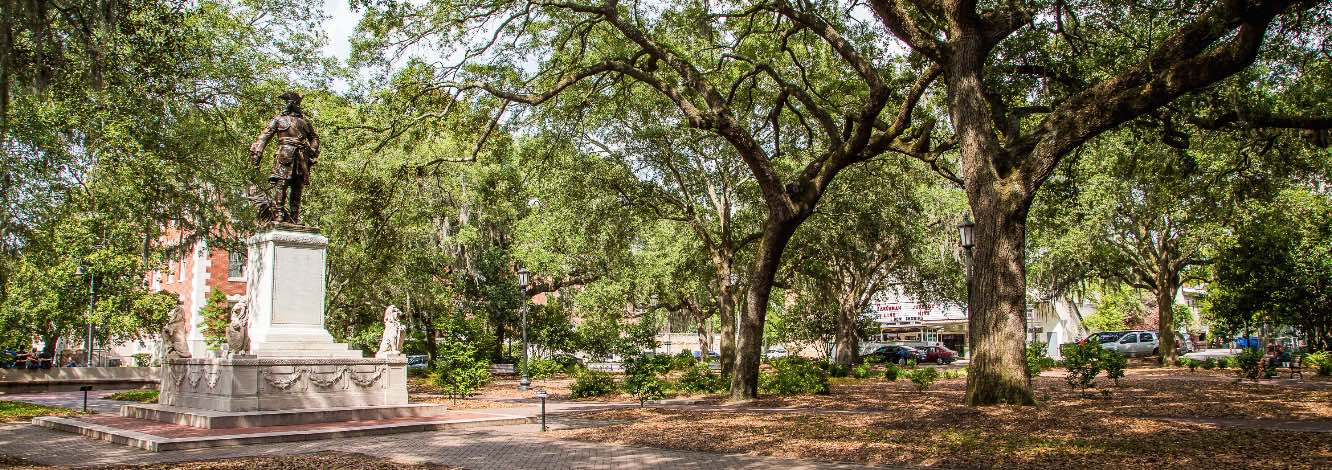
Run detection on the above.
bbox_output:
[517,266,531,391]
[77,264,95,367]
[957,216,975,358]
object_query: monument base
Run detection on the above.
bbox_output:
[159,357,408,413]
[122,403,448,428]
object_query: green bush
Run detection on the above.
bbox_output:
[527,358,566,379]
[1101,349,1127,386]
[570,369,617,398]
[131,353,152,368]
[1304,351,1332,376]
[624,353,674,406]
[407,366,431,378]
[851,362,874,379]
[433,342,492,401]
[905,358,917,369]
[1183,358,1198,371]
[1061,342,1104,394]
[825,362,850,378]
[669,351,696,371]
[759,357,830,396]
[1234,349,1263,381]
[907,367,939,391]
[1218,357,1231,369]
[884,363,900,381]
[1201,357,1217,370]
[676,363,727,394]
[1026,341,1053,378]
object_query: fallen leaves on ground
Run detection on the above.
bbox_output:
[551,369,1332,469]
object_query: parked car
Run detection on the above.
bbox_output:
[1095,330,1160,357]
[863,345,925,365]
[406,354,429,370]
[764,347,788,359]
[693,350,721,360]
[917,345,958,365]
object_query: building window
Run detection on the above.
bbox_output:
[228,251,245,280]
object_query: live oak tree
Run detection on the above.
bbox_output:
[784,161,948,366]
[870,0,1330,404]
[355,0,940,399]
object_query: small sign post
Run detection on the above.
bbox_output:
[536,390,548,432]
[78,385,93,412]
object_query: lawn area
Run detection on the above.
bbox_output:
[105,390,159,403]
[0,400,78,423]
[552,368,1332,469]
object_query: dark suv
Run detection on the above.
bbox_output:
[863,345,925,365]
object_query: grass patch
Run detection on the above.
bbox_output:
[106,389,159,403]
[0,400,77,423]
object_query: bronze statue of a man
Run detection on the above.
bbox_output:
[250,91,319,224]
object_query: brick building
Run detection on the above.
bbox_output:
[145,226,247,358]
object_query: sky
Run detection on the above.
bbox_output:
[321,0,362,67]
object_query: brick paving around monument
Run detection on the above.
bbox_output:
[0,420,888,469]
[73,411,501,438]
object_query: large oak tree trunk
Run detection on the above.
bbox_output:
[1156,273,1178,365]
[716,269,737,378]
[833,305,861,366]
[731,219,800,400]
[963,185,1036,406]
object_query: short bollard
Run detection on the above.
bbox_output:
[536,390,548,432]
[79,385,93,412]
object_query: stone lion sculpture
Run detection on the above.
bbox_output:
[376,305,406,358]
[163,305,192,359]
[226,299,250,355]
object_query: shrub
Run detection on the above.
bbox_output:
[759,357,830,396]
[1218,357,1231,369]
[433,342,492,401]
[1061,342,1103,395]
[1234,349,1263,381]
[407,366,431,378]
[624,353,674,406]
[852,362,874,379]
[1184,358,1198,371]
[825,362,850,378]
[570,369,617,398]
[669,351,696,371]
[1304,351,1332,376]
[676,363,726,394]
[1101,349,1127,386]
[1026,341,1053,378]
[884,363,900,381]
[1201,357,1217,370]
[131,353,152,368]
[905,358,917,369]
[908,367,939,391]
[527,358,566,379]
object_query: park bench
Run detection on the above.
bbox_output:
[488,363,516,375]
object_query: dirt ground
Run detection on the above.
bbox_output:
[551,368,1332,469]
[0,452,461,470]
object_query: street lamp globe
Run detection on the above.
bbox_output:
[957,216,975,250]
[517,266,529,288]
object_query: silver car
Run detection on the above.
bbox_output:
[1089,331,1159,357]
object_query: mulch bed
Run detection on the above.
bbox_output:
[551,368,1332,469]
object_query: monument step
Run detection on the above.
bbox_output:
[121,403,449,428]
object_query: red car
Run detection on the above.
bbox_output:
[918,345,958,365]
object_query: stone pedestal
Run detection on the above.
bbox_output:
[157,356,409,412]
[150,224,425,423]
[244,226,361,358]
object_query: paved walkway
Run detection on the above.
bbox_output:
[0,420,887,469]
